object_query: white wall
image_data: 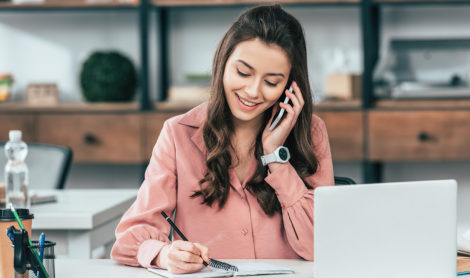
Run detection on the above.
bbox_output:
[2,4,470,222]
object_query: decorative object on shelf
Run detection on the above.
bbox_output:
[374,38,470,100]
[26,83,59,106]
[80,50,137,102]
[168,72,211,103]
[325,73,361,101]
[0,74,14,102]
[168,86,210,103]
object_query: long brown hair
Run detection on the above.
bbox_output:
[191,4,318,216]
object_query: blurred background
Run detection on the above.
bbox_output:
[1,0,470,221]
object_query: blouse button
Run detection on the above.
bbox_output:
[241,228,248,236]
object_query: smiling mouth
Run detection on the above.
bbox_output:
[236,93,260,107]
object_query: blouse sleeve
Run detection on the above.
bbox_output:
[110,120,177,268]
[264,115,334,261]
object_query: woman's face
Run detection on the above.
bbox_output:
[223,38,291,127]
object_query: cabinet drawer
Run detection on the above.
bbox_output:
[315,111,364,161]
[369,110,470,161]
[37,114,143,163]
[0,114,36,142]
[143,112,183,161]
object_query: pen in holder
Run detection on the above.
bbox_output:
[9,226,56,278]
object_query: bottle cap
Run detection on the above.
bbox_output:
[9,130,22,142]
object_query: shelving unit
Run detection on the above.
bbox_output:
[2,0,470,182]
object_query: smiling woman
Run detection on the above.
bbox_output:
[111,4,334,275]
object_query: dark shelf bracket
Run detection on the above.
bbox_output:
[139,0,151,110]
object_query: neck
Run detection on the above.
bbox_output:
[232,114,262,140]
[231,114,263,155]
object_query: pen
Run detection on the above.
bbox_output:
[38,233,45,278]
[160,211,212,271]
[10,203,49,278]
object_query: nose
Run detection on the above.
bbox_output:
[245,78,261,99]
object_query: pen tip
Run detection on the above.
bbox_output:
[9,203,15,212]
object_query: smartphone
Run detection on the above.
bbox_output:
[269,85,293,131]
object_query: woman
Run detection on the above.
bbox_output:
[111,4,334,274]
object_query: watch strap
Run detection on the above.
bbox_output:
[261,152,277,166]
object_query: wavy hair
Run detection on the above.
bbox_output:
[191,4,318,216]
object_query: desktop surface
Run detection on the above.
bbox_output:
[56,259,314,278]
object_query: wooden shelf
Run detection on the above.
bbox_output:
[0,1,138,10]
[153,0,359,7]
[374,99,470,110]
[315,99,362,111]
[0,101,140,113]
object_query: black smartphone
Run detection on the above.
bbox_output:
[269,84,293,131]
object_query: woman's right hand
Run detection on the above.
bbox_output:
[156,240,210,274]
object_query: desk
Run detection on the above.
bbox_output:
[30,189,137,259]
[56,259,314,278]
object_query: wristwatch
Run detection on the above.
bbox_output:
[261,146,290,166]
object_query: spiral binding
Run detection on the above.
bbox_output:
[209,259,239,272]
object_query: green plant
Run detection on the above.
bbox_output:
[80,51,137,102]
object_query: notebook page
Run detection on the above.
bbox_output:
[148,267,231,278]
[232,262,294,276]
[148,262,293,277]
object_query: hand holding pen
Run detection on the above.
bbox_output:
[157,211,211,274]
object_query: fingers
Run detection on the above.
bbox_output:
[166,241,209,274]
[292,81,305,107]
[194,242,210,263]
[287,81,304,114]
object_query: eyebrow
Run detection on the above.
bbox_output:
[235,59,285,78]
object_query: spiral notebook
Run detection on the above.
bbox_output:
[147,262,294,277]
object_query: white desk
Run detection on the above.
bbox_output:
[29,189,137,259]
[56,259,314,278]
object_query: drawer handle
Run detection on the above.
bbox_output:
[84,133,99,145]
[417,132,433,142]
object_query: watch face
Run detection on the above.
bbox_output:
[278,148,288,161]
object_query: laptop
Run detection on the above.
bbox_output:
[314,179,457,278]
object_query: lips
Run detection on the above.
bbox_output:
[235,93,261,111]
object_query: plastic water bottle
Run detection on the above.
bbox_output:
[4,130,30,208]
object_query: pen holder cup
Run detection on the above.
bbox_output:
[14,240,56,278]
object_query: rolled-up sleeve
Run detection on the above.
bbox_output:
[111,120,177,268]
[264,115,334,261]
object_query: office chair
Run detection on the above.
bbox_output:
[334,176,356,185]
[0,142,73,189]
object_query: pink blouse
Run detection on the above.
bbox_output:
[110,102,334,268]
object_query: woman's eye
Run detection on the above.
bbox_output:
[265,80,277,87]
[237,69,249,77]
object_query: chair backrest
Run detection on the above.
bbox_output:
[0,142,73,189]
[334,176,356,185]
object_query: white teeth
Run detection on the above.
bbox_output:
[238,95,257,107]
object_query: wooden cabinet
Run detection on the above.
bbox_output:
[0,114,36,142]
[316,111,364,161]
[37,113,143,163]
[369,110,470,161]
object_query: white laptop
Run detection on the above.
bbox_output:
[314,179,457,278]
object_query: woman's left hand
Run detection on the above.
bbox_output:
[262,81,305,155]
